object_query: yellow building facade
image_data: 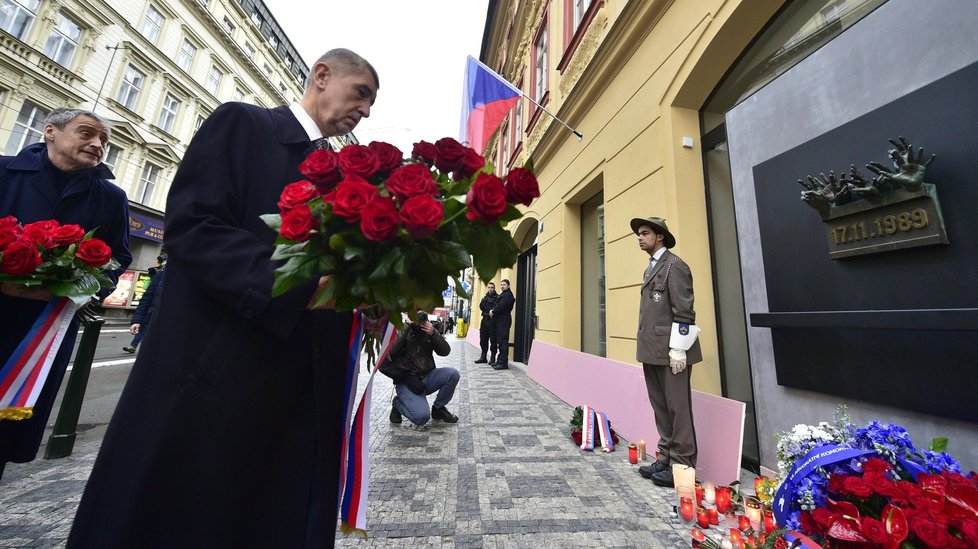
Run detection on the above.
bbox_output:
[479,0,978,470]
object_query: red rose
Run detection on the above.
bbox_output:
[385,163,438,200]
[843,476,874,498]
[910,516,952,548]
[862,458,893,477]
[828,474,848,494]
[23,220,60,249]
[0,238,42,274]
[412,140,436,165]
[368,141,403,174]
[454,147,486,180]
[504,167,540,206]
[959,518,978,547]
[360,196,399,241]
[399,194,443,238]
[75,238,112,267]
[465,173,507,223]
[278,180,320,213]
[860,517,890,544]
[49,224,86,246]
[433,137,466,173]
[867,475,901,498]
[0,216,23,249]
[338,144,380,179]
[299,149,342,191]
[326,176,379,222]
[279,206,316,241]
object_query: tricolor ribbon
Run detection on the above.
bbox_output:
[579,405,615,452]
[0,297,77,421]
[337,310,397,538]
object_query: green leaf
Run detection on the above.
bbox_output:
[271,255,317,296]
[499,203,524,224]
[317,254,337,273]
[368,248,403,282]
[260,213,282,232]
[522,157,534,172]
[929,436,949,452]
[460,222,520,282]
[47,271,101,299]
[309,277,337,309]
[452,275,470,300]
[271,241,312,260]
[51,255,73,268]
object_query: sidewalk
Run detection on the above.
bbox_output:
[1,339,720,548]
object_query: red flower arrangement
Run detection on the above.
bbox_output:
[262,138,539,361]
[0,215,119,299]
[797,457,978,548]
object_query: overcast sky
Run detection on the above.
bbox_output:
[262,1,491,153]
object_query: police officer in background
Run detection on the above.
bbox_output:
[489,279,515,370]
[474,282,498,364]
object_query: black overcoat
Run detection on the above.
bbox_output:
[0,143,131,467]
[69,104,353,548]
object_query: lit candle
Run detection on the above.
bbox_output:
[638,439,647,460]
[628,443,638,464]
[680,496,695,523]
[696,506,711,528]
[729,528,743,545]
[703,481,716,505]
[715,486,732,513]
[763,508,775,533]
[695,481,704,507]
[738,515,751,531]
[692,528,707,548]
[707,507,719,526]
[744,496,763,530]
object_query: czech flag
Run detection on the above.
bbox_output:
[459,55,521,154]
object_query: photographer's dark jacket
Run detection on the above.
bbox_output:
[479,291,498,319]
[389,325,451,378]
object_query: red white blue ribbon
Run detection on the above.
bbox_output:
[0,297,76,420]
[579,405,615,452]
[338,310,397,537]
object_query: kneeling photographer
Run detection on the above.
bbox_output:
[381,311,460,425]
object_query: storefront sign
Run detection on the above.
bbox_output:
[129,213,164,242]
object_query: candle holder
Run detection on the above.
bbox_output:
[737,514,751,532]
[744,496,762,531]
[703,481,716,506]
[696,506,711,529]
[695,480,704,507]
[763,507,775,533]
[714,485,732,514]
[707,506,719,526]
[628,443,638,464]
[677,486,696,527]
[638,439,647,460]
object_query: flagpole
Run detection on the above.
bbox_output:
[467,56,584,142]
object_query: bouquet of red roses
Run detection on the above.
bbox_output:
[261,137,538,360]
[0,215,119,301]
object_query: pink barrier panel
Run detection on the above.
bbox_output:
[524,340,745,485]
[466,327,481,349]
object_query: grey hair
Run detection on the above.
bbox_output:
[44,108,111,138]
[310,48,379,90]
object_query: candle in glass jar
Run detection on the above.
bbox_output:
[738,515,751,531]
[715,486,732,513]
[695,481,704,507]
[763,509,775,533]
[729,528,743,545]
[744,496,763,529]
[628,443,638,464]
[696,506,710,528]
[691,528,707,548]
[703,481,716,505]
[707,507,719,526]
[680,496,695,523]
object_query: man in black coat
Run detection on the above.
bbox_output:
[474,281,498,364]
[489,279,515,370]
[0,108,131,480]
[68,49,378,548]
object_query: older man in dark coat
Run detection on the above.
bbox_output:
[68,49,378,548]
[0,108,131,479]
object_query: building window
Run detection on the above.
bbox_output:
[4,100,47,155]
[206,66,222,95]
[177,39,196,71]
[263,63,272,76]
[102,144,122,172]
[533,22,549,102]
[513,96,523,146]
[232,87,244,102]
[0,0,39,40]
[157,93,180,133]
[135,162,161,204]
[194,115,206,134]
[244,41,256,58]
[221,16,234,34]
[572,0,592,30]
[116,65,145,110]
[140,5,164,43]
[250,10,263,27]
[268,34,278,49]
[279,82,287,94]
[43,14,82,67]
[580,192,606,357]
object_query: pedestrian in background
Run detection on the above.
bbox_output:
[0,108,131,480]
[123,263,165,353]
[489,279,515,370]
[474,281,498,364]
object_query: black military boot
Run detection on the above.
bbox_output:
[390,396,402,424]
[431,405,458,423]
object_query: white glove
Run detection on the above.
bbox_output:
[669,348,687,375]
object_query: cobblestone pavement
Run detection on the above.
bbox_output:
[1,338,733,548]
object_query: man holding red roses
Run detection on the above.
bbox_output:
[0,108,131,479]
[70,48,379,549]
